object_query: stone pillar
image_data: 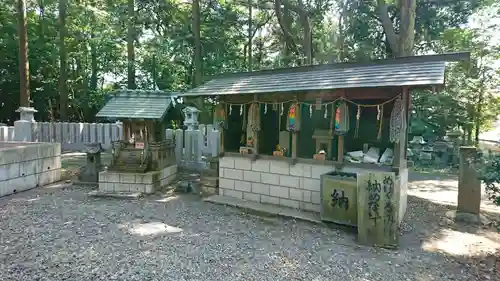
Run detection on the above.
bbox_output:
[457,147,481,216]
[14,107,37,142]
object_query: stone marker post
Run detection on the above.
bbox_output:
[456,146,482,219]
[14,107,37,142]
[357,171,399,248]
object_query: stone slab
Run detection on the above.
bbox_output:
[204,195,322,225]
[88,190,143,199]
[357,171,399,248]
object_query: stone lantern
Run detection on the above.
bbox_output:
[183,106,200,130]
[79,143,103,183]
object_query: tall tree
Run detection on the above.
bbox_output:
[247,0,253,71]
[377,0,416,57]
[192,0,202,86]
[59,0,68,120]
[17,0,30,107]
[127,0,136,89]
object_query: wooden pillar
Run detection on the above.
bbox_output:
[253,94,260,154]
[337,90,346,163]
[337,136,344,163]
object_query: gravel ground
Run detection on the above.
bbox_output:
[0,183,497,281]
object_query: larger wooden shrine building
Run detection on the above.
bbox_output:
[180,52,470,247]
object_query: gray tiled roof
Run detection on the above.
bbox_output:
[181,53,470,97]
[96,90,176,120]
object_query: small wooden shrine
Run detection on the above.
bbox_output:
[181,53,469,248]
[96,89,177,173]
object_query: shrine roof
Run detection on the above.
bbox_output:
[96,90,178,120]
[180,52,470,97]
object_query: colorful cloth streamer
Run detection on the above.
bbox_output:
[287,103,300,131]
[334,101,349,135]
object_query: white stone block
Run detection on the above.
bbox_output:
[144,184,154,194]
[20,174,37,191]
[234,180,251,192]
[310,164,335,179]
[269,185,289,199]
[234,157,251,170]
[219,168,225,177]
[53,155,62,169]
[136,173,153,184]
[251,183,270,195]
[251,159,270,173]
[243,170,260,182]
[219,157,235,168]
[243,192,260,202]
[311,191,321,204]
[303,190,312,203]
[270,160,290,175]
[219,178,235,190]
[224,168,243,180]
[279,175,299,188]
[53,169,61,182]
[130,184,144,193]
[224,189,243,199]
[261,172,279,185]
[120,174,136,183]
[107,173,120,183]
[279,198,299,209]
[289,188,303,201]
[7,163,20,179]
[301,202,320,212]
[260,195,279,205]
[0,166,8,182]
[300,178,320,191]
[289,163,312,178]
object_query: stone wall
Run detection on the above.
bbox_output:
[99,164,178,194]
[0,142,62,197]
[219,156,337,212]
[218,155,408,218]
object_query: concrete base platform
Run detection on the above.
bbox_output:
[204,195,322,224]
[445,210,489,225]
[88,190,143,199]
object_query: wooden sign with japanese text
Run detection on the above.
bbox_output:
[357,172,399,248]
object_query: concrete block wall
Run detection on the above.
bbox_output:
[0,142,62,197]
[99,164,178,194]
[0,122,122,152]
[219,156,336,212]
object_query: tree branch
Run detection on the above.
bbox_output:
[376,0,398,54]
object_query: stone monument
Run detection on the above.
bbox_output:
[446,146,484,223]
[78,143,103,183]
[14,107,37,142]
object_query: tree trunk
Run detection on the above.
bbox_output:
[376,0,416,57]
[475,72,486,145]
[59,0,68,120]
[397,0,416,56]
[247,0,253,71]
[190,0,208,123]
[18,0,30,108]
[336,0,347,62]
[90,32,98,92]
[296,0,312,64]
[127,0,136,89]
[192,0,202,86]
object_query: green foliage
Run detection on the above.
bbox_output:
[478,154,500,206]
[0,0,498,126]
